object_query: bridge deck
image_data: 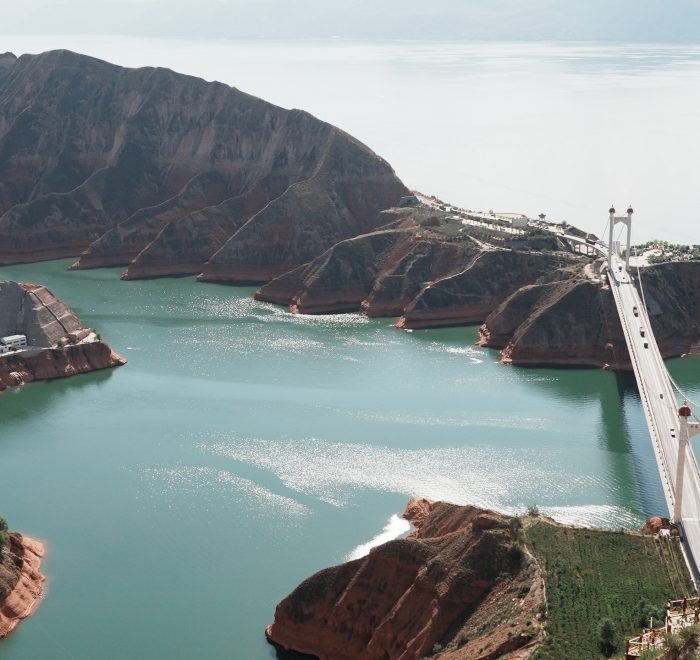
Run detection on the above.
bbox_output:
[607,250,700,582]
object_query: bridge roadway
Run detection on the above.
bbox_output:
[606,248,700,580]
[554,229,700,579]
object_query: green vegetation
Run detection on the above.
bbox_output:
[526,520,694,660]
[632,240,700,264]
[0,516,17,600]
[598,618,618,657]
[0,516,7,553]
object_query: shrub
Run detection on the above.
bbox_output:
[0,516,8,553]
[505,543,524,572]
[637,597,665,629]
[664,631,682,652]
[527,505,540,517]
[598,618,618,657]
[678,623,700,643]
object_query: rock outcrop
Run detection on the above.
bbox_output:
[0,534,45,639]
[480,261,700,369]
[0,49,407,280]
[0,280,126,390]
[266,498,543,660]
[0,340,126,390]
[396,251,573,329]
[0,280,82,346]
[255,207,578,321]
[256,225,481,315]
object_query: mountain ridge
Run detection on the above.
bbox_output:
[0,49,408,281]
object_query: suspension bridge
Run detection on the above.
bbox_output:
[578,207,700,581]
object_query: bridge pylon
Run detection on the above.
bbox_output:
[675,403,700,524]
[608,205,633,270]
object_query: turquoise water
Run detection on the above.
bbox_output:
[0,259,698,658]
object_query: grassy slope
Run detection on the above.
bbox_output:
[526,520,694,659]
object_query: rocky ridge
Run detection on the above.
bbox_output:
[0,534,45,639]
[0,49,407,281]
[480,260,700,369]
[266,498,544,660]
[256,203,700,368]
[256,207,581,325]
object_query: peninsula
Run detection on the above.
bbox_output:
[267,498,693,660]
[257,201,700,369]
[0,280,125,390]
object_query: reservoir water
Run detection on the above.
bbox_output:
[0,259,698,659]
[0,38,699,659]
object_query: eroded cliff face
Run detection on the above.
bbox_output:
[0,534,45,639]
[0,341,126,390]
[0,49,407,279]
[0,279,126,390]
[266,498,543,660]
[396,251,574,330]
[480,261,700,369]
[0,280,82,346]
[256,219,579,328]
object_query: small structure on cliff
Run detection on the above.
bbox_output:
[399,194,420,208]
[0,335,27,352]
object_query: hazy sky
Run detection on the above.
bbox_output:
[2,0,700,42]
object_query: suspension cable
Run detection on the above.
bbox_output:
[635,258,700,421]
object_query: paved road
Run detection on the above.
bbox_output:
[607,249,700,579]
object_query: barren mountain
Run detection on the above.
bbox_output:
[0,49,407,281]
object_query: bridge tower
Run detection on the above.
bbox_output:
[673,402,700,523]
[608,205,633,269]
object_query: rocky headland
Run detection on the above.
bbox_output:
[255,206,581,322]
[256,203,700,368]
[267,499,693,660]
[480,259,700,369]
[0,533,45,639]
[0,49,406,281]
[0,280,125,390]
[266,498,544,660]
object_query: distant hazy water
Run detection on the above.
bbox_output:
[2,37,700,244]
[0,259,698,659]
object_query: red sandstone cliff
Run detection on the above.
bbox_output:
[256,222,481,316]
[0,341,126,390]
[480,261,700,369]
[266,498,543,660]
[396,250,573,330]
[0,534,45,639]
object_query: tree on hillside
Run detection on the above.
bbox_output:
[598,618,618,657]
[0,516,8,553]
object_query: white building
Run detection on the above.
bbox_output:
[1,334,27,351]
